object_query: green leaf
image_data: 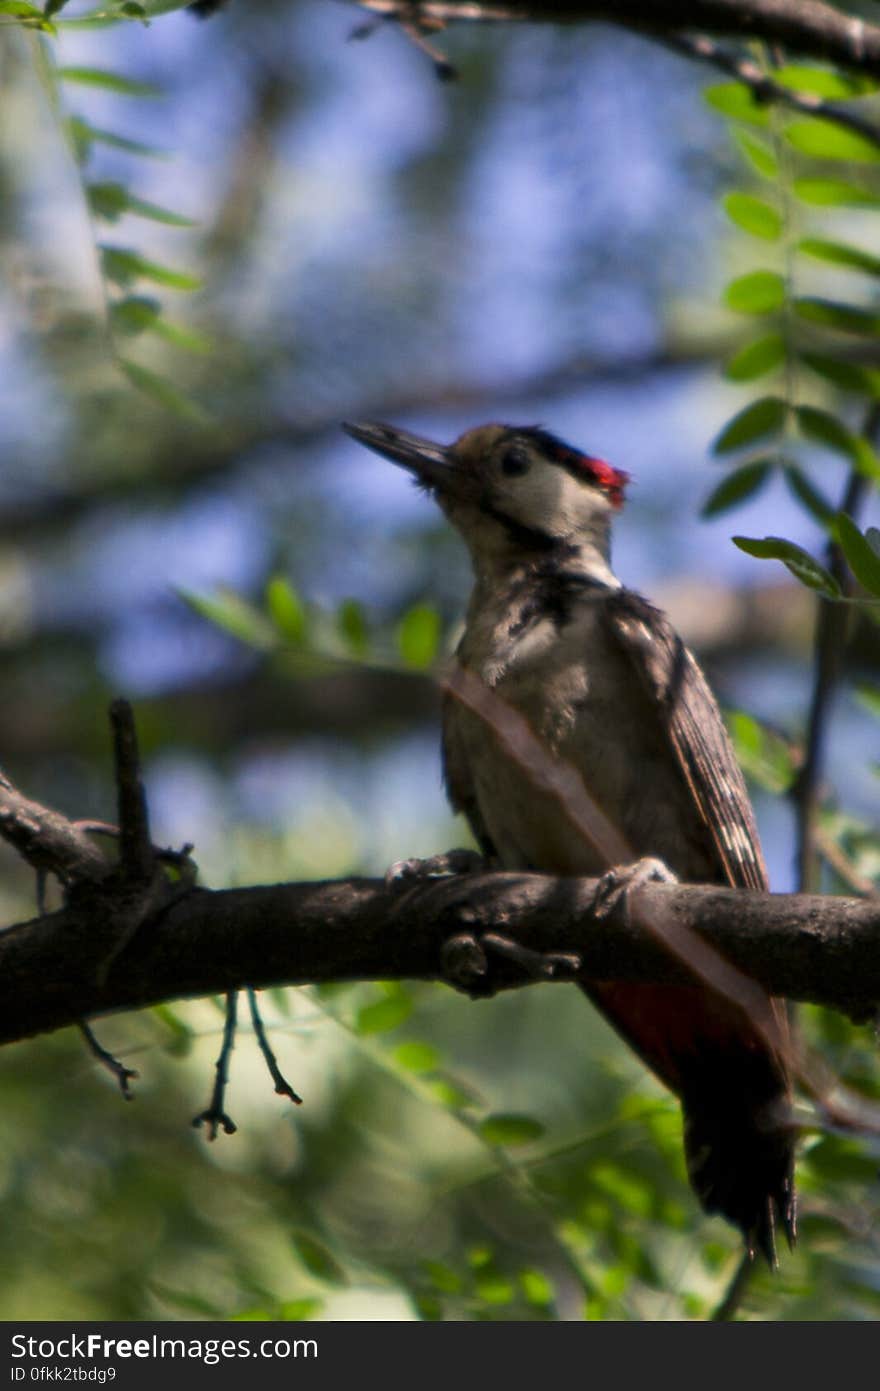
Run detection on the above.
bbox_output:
[793,177,880,208]
[794,296,880,336]
[836,513,880,595]
[355,994,412,1035]
[337,598,368,656]
[277,1299,322,1321]
[88,182,195,227]
[265,577,307,643]
[774,66,879,99]
[474,1274,514,1306]
[151,318,212,354]
[124,193,196,227]
[476,1114,545,1147]
[796,405,859,460]
[703,82,768,126]
[177,586,277,648]
[291,1232,347,1287]
[724,270,785,315]
[590,1162,653,1217]
[783,466,835,528]
[110,295,208,352]
[118,359,204,420]
[467,1245,493,1270]
[110,294,160,335]
[0,0,55,21]
[118,358,208,423]
[101,246,200,291]
[87,181,128,221]
[519,1269,555,1308]
[722,192,781,240]
[798,237,880,277]
[58,65,161,96]
[724,332,785,382]
[396,603,441,669]
[796,406,880,481]
[426,1078,475,1110]
[702,460,773,517]
[800,351,880,396]
[731,129,778,179]
[392,1041,441,1074]
[786,118,880,164]
[732,535,841,596]
[713,396,786,454]
[0,1,45,16]
[423,1260,462,1294]
[67,117,166,159]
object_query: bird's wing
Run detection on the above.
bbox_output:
[602,588,768,893]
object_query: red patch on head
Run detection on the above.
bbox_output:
[550,442,630,508]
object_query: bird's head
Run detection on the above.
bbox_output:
[343,421,629,576]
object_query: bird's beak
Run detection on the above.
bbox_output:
[343,421,456,490]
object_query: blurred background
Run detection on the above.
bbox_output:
[1,0,879,1321]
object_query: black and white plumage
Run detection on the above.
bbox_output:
[344,419,797,1262]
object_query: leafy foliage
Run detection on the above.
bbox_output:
[40,38,205,415]
[707,66,880,569]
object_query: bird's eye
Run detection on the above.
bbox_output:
[501,449,529,477]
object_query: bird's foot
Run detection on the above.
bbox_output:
[481,932,582,982]
[440,929,581,997]
[385,848,488,887]
[592,856,678,924]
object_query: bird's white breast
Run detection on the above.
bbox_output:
[446,585,715,880]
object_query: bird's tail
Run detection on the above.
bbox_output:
[587,981,797,1263]
[681,1047,796,1264]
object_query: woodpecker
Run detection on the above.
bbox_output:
[344,419,797,1263]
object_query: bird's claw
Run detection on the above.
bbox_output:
[385,848,487,887]
[481,932,581,982]
[593,856,677,923]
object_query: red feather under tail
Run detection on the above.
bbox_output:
[586,981,797,1263]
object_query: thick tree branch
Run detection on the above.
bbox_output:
[1,869,879,1047]
[354,0,880,72]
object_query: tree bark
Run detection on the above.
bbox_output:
[1,870,878,1046]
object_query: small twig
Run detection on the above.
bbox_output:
[192,991,239,1139]
[76,820,198,884]
[398,17,458,80]
[350,4,457,78]
[662,31,880,149]
[79,1021,139,1100]
[710,1250,754,1321]
[247,987,302,1104]
[109,699,154,884]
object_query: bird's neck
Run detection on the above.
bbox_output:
[470,523,621,596]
